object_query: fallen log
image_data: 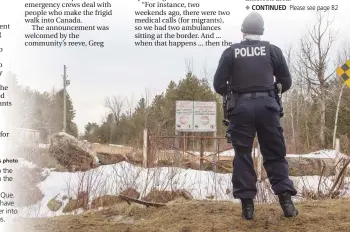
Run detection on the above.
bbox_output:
[118,194,166,208]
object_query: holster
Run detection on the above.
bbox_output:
[226,91,236,117]
[222,94,228,127]
[274,84,284,118]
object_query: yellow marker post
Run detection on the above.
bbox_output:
[336,59,350,88]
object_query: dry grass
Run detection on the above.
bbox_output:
[62,192,89,213]
[120,188,140,199]
[22,198,350,232]
[91,195,122,209]
[141,189,193,203]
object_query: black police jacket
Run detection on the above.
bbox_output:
[213,40,292,96]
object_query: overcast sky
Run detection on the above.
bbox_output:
[1,0,350,134]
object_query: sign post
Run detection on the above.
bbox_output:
[175,101,216,133]
[193,101,217,132]
[192,101,217,171]
[175,101,193,163]
[334,60,350,147]
[175,100,217,169]
[175,101,194,132]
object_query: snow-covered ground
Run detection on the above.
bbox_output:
[157,148,348,159]
[18,149,350,218]
[204,149,348,159]
[287,149,348,159]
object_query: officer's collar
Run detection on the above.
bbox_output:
[242,34,261,41]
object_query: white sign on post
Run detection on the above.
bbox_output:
[175,101,194,131]
[193,101,216,132]
[175,101,217,132]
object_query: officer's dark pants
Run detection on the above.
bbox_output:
[226,122,234,143]
[229,94,297,199]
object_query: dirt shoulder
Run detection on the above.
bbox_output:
[22,198,350,232]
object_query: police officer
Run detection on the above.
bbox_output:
[213,12,298,220]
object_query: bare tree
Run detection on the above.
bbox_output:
[333,83,346,148]
[104,95,125,124]
[125,95,135,118]
[284,45,297,152]
[296,12,338,147]
[185,58,194,76]
[143,88,157,128]
[200,61,211,81]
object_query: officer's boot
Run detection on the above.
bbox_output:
[278,192,298,217]
[240,198,254,220]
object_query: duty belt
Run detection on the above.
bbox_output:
[238,91,274,98]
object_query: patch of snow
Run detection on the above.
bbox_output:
[287,149,348,159]
[56,132,75,140]
[108,144,126,147]
[215,149,346,159]
[17,149,350,218]
[218,149,235,157]
[19,160,350,218]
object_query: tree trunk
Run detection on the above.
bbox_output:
[333,83,346,148]
[306,118,310,151]
[296,91,300,152]
[319,85,326,147]
[290,92,296,153]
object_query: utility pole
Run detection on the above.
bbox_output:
[63,65,67,133]
[63,65,70,133]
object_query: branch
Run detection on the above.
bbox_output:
[324,70,336,82]
[119,194,166,207]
